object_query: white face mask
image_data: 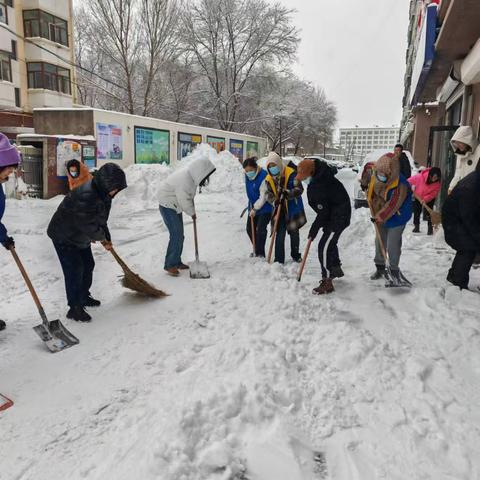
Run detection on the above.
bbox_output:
[303,177,312,185]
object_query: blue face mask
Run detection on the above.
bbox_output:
[376,173,387,183]
[70,170,79,178]
[246,170,256,180]
[268,165,280,176]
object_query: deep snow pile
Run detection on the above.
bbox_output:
[1,155,480,480]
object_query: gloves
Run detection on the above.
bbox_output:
[1,236,14,250]
[308,225,320,240]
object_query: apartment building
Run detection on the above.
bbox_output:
[399,0,480,201]
[339,127,400,157]
[0,0,76,138]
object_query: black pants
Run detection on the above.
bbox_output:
[53,242,95,307]
[447,250,476,289]
[246,213,271,257]
[318,228,343,279]
[289,229,301,260]
[413,198,435,231]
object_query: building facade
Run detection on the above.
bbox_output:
[400,0,480,200]
[339,127,400,158]
[0,0,76,139]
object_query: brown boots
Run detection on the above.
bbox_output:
[312,278,335,295]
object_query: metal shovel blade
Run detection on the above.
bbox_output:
[189,260,210,279]
[33,320,79,353]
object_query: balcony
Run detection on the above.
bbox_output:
[21,0,70,19]
[27,88,72,110]
[0,80,15,109]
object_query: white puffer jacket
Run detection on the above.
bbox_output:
[158,156,216,216]
[449,126,480,191]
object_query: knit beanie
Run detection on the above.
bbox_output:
[0,133,21,168]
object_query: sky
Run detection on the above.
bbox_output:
[277,0,411,129]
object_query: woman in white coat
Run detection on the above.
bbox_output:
[158,156,216,276]
[449,126,480,193]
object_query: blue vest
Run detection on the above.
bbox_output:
[385,175,413,228]
[0,185,7,242]
[246,169,273,215]
[265,167,304,221]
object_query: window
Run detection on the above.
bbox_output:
[23,9,68,46]
[14,87,20,107]
[0,51,12,82]
[11,40,16,60]
[27,62,71,94]
[0,1,7,25]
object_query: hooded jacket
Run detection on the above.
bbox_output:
[449,126,480,191]
[254,153,306,231]
[66,159,93,190]
[408,168,441,203]
[47,163,127,249]
[158,156,216,216]
[442,169,480,252]
[308,159,351,238]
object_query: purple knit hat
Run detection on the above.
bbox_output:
[0,133,21,168]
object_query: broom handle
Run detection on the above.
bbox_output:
[9,247,49,325]
[267,203,282,264]
[297,238,313,282]
[193,216,200,262]
[250,214,256,255]
[414,194,435,215]
[110,247,131,272]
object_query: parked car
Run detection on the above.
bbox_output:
[352,149,417,209]
[304,155,346,171]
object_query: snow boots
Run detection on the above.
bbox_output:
[313,278,335,295]
[370,265,387,280]
[413,225,420,233]
[329,265,344,279]
[84,295,101,307]
[177,263,189,270]
[0,319,5,331]
[165,267,180,277]
[67,306,92,322]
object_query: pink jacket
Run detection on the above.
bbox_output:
[408,168,441,203]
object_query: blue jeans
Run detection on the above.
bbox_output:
[160,206,184,269]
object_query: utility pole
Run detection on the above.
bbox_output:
[278,116,283,156]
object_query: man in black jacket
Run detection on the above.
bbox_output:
[442,165,480,290]
[296,158,351,295]
[48,163,127,321]
[394,144,412,179]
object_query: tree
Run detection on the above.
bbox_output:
[180,0,299,130]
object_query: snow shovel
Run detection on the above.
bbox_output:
[110,247,167,297]
[297,238,313,282]
[367,201,411,288]
[267,203,283,264]
[250,214,257,256]
[0,393,13,412]
[190,217,210,279]
[9,246,79,353]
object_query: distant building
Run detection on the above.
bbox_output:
[339,127,400,158]
[0,0,76,138]
[399,0,480,201]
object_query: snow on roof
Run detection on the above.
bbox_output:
[17,133,96,141]
[33,107,265,141]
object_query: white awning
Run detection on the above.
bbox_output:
[460,38,480,85]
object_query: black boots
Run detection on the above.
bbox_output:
[84,295,101,307]
[370,265,387,280]
[413,225,420,233]
[67,306,92,322]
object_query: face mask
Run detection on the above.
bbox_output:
[302,177,312,185]
[246,170,256,180]
[70,171,79,178]
[268,166,280,176]
[376,173,387,183]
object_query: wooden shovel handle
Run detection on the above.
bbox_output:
[267,203,282,264]
[297,238,313,282]
[367,198,389,264]
[9,247,48,324]
[250,214,256,255]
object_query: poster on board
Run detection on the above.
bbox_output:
[246,141,259,158]
[135,127,170,164]
[178,133,202,160]
[207,136,225,154]
[229,139,244,161]
[82,145,96,169]
[56,139,81,177]
[96,123,123,161]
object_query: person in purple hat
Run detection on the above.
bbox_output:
[0,133,21,331]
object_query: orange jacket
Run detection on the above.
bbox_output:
[67,162,92,190]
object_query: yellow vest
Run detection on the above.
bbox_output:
[266,166,295,213]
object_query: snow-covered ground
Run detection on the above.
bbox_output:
[1,146,480,480]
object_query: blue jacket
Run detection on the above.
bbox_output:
[0,184,7,243]
[385,175,413,228]
[246,169,272,216]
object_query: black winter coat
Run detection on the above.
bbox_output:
[307,159,351,238]
[48,163,127,249]
[399,152,412,179]
[442,170,480,252]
